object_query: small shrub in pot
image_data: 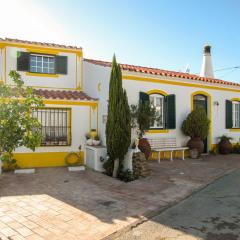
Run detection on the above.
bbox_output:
[182,106,210,157]
[218,135,232,154]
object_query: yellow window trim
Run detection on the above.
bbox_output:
[146,89,168,132]
[26,48,59,55]
[230,98,240,132]
[231,98,240,102]
[191,91,212,151]
[0,42,83,56]
[146,129,169,133]
[146,89,168,96]
[123,75,240,93]
[229,129,240,132]
[26,72,59,78]
[43,100,98,107]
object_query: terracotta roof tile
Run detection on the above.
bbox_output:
[84,59,240,87]
[1,38,82,50]
[33,89,97,101]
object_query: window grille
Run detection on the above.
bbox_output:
[32,108,71,146]
[30,54,55,74]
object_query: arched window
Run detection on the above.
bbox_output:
[149,94,165,128]
[232,101,240,128]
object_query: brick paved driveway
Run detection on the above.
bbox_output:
[0,154,240,240]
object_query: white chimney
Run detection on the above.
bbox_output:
[200,44,214,78]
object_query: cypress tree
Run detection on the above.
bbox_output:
[106,55,131,178]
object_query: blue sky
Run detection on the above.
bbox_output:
[1,0,240,82]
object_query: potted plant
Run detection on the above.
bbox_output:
[130,100,156,160]
[218,135,233,154]
[182,106,210,157]
[93,135,101,146]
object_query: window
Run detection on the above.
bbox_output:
[30,54,55,74]
[233,101,240,128]
[150,94,165,128]
[32,108,71,146]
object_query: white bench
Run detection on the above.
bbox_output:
[148,138,188,163]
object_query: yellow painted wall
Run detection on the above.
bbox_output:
[13,151,84,168]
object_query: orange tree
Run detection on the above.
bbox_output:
[0,71,43,170]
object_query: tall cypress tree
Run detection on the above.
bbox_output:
[106,55,131,178]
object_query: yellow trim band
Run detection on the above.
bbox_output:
[26,72,59,78]
[146,129,169,133]
[13,151,84,168]
[123,75,240,93]
[26,48,59,55]
[0,42,83,56]
[43,100,98,107]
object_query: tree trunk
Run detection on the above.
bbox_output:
[112,158,119,178]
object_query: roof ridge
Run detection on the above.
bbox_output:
[84,58,240,87]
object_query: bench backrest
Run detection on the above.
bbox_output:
[148,138,177,149]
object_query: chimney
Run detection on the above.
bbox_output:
[200,43,214,78]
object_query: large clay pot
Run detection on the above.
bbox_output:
[187,137,204,157]
[218,139,232,154]
[138,138,151,160]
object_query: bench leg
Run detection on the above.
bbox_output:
[170,151,173,161]
[182,150,185,160]
[158,151,161,164]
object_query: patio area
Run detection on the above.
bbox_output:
[0,154,240,240]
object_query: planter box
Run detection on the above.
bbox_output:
[14,169,35,174]
[68,166,85,172]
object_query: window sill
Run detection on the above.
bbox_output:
[26,72,59,78]
[229,128,240,132]
[145,129,169,134]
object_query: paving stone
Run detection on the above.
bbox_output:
[0,155,240,239]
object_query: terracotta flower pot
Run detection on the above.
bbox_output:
[218,139,232,154]
[138,138,151,160]
[187,137,204,157]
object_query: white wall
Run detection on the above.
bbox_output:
[5,46,82,89]
[83,61,240,148]
[15,104,91,153]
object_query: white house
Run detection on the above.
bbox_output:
[0,38,240,167]
[83,45,240,156]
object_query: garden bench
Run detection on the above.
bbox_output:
[147,137,188,163]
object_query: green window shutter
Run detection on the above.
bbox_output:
[55,56,68,74]
[226,100,233,129]
[139,92,150,102]
[17,52,29,71]
[165,94,176,129]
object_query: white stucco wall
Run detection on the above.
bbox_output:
[5,46,82,89]
[15,104,91,154]
[83,61,240,149]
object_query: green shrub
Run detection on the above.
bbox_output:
[1,152,18,172]
[118,169,135,182]
[182,106,210,140]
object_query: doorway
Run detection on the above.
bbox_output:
[193,94,208,153]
